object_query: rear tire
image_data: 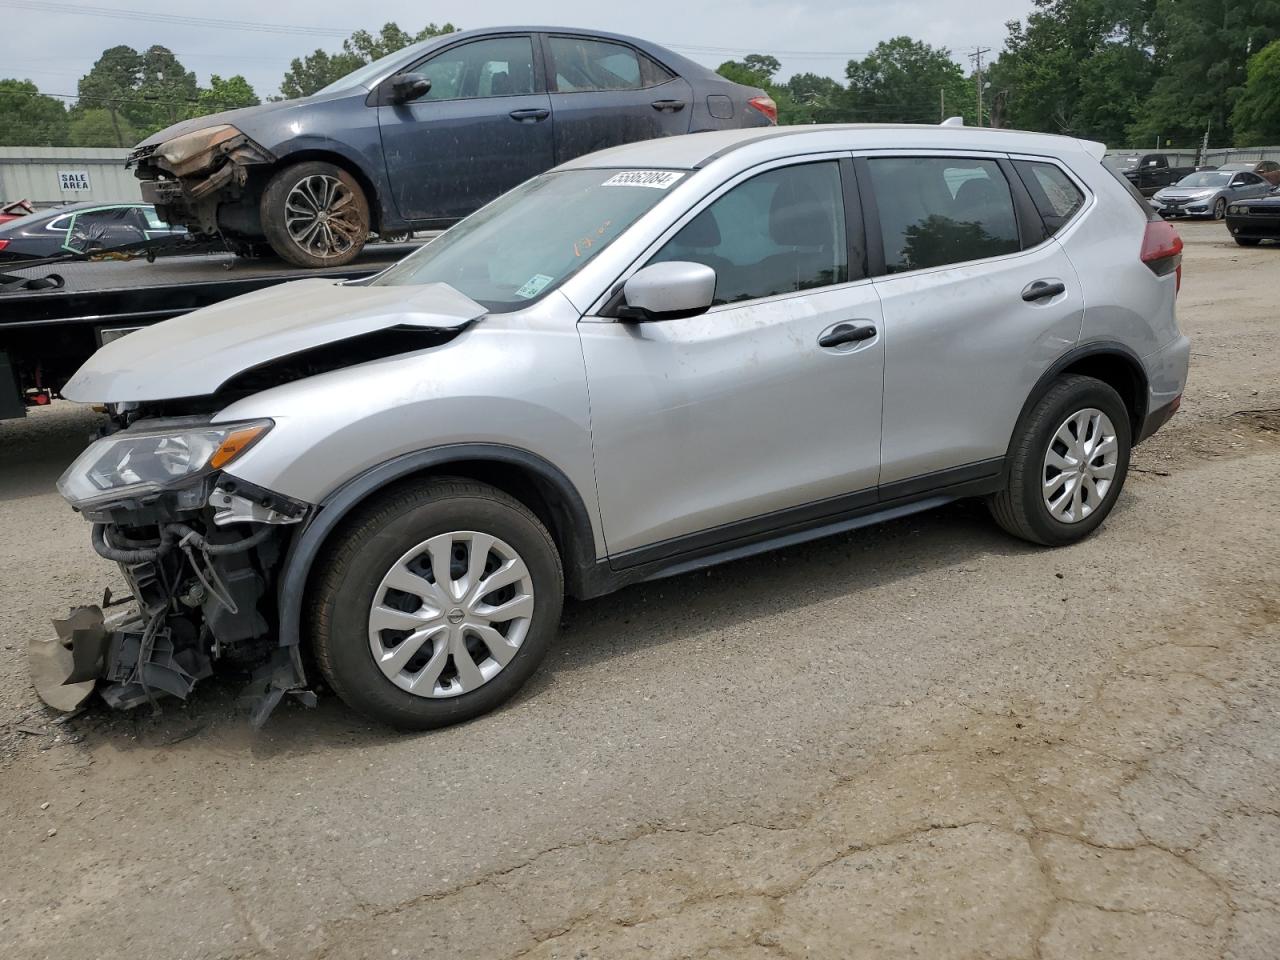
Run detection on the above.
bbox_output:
[310,479,563,730]
[260,160,370,268]
[988,375,1131,546]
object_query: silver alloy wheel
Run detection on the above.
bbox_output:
[367,531,535,698]
[1042,407,1119,523]
[284,174,362,260]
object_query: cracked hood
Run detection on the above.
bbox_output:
[63,279,486,402]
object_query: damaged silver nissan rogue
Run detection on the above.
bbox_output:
[36,125,1189,729]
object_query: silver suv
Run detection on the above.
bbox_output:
[42,125,1189,728]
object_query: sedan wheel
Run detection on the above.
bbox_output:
[1214,198,1226,220]
[260,160,370,268]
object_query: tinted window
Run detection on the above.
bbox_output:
[649,161,848,304]
[868,157,1020,273]
[550,37,645,92]
[1234,172,1263,185]
[1014,160,1085,236]
[417,36,535,100]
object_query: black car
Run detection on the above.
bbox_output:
[1224,191,1280,246]
[0,202,187,262]
[129,27,775,268]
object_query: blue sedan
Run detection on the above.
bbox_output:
[129,27,775,267]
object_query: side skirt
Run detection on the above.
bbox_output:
[576,458,1004,598]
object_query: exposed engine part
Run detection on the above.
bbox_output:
[210,482,306,527]
[38,511,309,723]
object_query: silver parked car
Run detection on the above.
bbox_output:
[39,125,1189,728]
[1151,168,1274,219]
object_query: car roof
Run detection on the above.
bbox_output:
[558,124,1104,173]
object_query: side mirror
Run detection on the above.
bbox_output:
[619,261,716,321]
[390,73,432,104]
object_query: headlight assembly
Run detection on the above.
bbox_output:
[57,420,271,508]
[155,125,239,172]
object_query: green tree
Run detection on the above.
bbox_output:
[1232,40,1280,144]
[1131,0,1280,145]
[132,45,199,131]
[844,37,974,124]
[196,74,260,115]
[988,0,1155,143]
[280,21,457,100]
[0,79,69,146]
[783,72,847,124]
[77,45,142,147]
[68,106,138,147]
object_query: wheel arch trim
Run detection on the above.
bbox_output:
[1009,341,1150,464]
[275,443,599,651]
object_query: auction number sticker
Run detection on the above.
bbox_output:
[515,274,555,299]
[602,170,685,189]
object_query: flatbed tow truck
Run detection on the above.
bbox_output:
[0,238,427,419]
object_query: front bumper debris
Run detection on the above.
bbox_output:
[34,476,312,726]
[133,130,275,235]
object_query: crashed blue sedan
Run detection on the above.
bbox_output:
[129,26,775,267]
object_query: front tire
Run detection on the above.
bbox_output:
[1213,198,1227,220]
[988,375,1131,546]
[260,160,370,268]
[310,479,563,729]
[1234,236,1261,247]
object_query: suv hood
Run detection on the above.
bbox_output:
[63,279,486,402]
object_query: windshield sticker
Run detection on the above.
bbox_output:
[515,274,555,299]
[602,170,685,189]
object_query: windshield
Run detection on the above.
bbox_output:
[1103,156,1140,172]
[372,169,686,310]
[1175,171,1232,188]
[312,40,433,96]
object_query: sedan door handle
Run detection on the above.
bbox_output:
[818,321,877,349]
[509,108,550,122]
[651,99,686,112]
[1022,279,1067,302]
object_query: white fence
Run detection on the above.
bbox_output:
[0,147,140,207]
[1200,146,1280,166]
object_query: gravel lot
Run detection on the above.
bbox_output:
[1,220,1277,960]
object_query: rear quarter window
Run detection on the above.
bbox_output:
[1013,160,1085,236]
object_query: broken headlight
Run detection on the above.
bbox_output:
[155,124,239,171]
[57,420,272,509]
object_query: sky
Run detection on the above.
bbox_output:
[2,0,1034,101]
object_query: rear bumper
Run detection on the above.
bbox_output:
[1138,334,1190,443]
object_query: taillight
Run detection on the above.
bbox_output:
[747,96,778,124]
[0,239,8,252]
[1140,219,1182,293]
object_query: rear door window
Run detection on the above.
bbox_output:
[648,161,849,304]
[866,156,1021,273]
[1013,160,1085,236]
[549,37,648,92]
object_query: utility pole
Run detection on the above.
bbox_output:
[969,47,991,126]
[940,86,945,122]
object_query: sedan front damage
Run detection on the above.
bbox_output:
[130,124,275,236]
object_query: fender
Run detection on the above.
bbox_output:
[1008,340,1150,465]
[274,443,599,652]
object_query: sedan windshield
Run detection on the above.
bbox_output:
[1174,171,1232,188]
[372,169,686,310]
[312,40,434,96]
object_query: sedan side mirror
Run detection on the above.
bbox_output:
[618,261,716,321]
[390,73,432,104]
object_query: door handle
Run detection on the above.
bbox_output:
[1022,279,1066,302]
[818,321,877,349]
[651,99,686,112]
[509,108,550,122]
